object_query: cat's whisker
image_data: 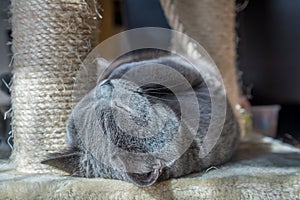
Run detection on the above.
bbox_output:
[141,94,180,102]
[141,91,174,95]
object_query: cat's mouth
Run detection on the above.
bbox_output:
[126,163,163,187]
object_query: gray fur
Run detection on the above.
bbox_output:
[43,50,240,186]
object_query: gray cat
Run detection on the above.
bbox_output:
[42,49,240,186]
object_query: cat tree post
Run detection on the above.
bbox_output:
[160,0,240,114]
[10,0,100,173]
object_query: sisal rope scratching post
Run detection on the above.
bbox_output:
[160,0,240,113]
[10,0,100,173]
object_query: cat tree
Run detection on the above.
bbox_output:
[0,0,299,199]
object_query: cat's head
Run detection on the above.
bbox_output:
[43,78,180,186]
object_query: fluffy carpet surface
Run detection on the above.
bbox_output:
[1,134,299,200]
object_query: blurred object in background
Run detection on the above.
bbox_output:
[97,0,171,63]
[98,0,124,42]
[281,133,300,149]
[122,0,171,48]
[250,105,280,137]
[0,0,11,75]
[98,0,170,43]
[122,0,170,29]
[237,0,300,140]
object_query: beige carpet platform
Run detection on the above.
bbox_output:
[1,133,299,200]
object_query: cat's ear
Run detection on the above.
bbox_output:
[41,148,81,175]
[159,55,205,87]
[96,58,110,83]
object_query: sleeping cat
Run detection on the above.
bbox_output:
[42,49,240,186]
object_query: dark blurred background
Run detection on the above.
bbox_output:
[236,0,300,141]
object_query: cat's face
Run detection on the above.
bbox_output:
[96,79,150,123]
[93,78,179,186]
